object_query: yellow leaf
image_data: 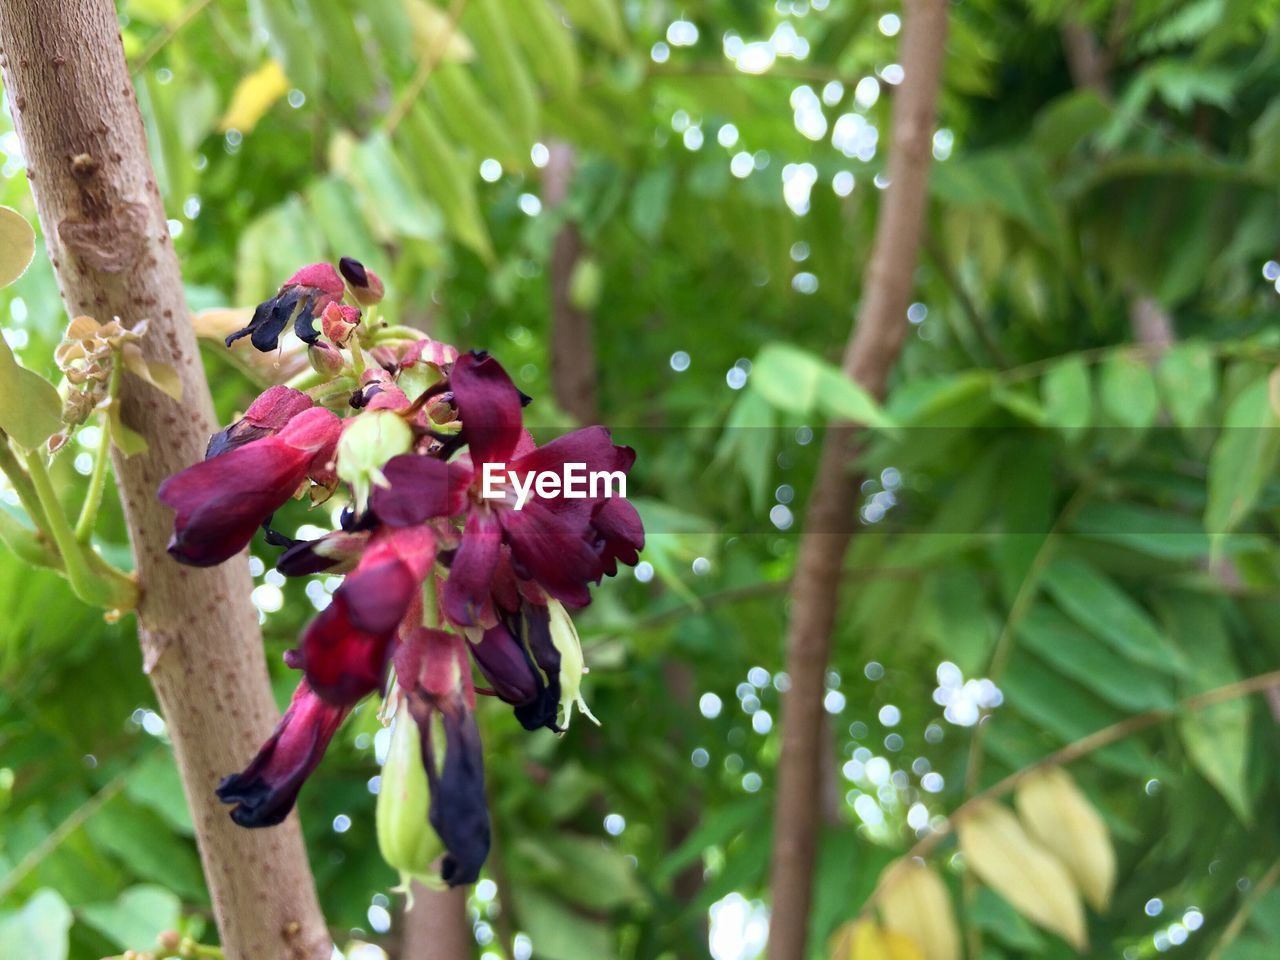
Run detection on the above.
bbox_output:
[830,919,926,960]
[958,801,1088,951]
[1015,769,1116,912]
[219,60,289,133]
[878,860,961,960]
[0,206,35,288]
[404,0,474,62]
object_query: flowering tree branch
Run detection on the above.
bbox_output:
[0,2,330,957]
[765,2,950,957]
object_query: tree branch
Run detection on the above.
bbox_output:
[0,3,329,957]
[765,3,950,957]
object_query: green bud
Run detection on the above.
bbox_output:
[336,410,413,511]
[376,706,443,891]
[546,599,598,728]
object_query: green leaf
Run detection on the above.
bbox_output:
[516,887,613,960]
[1042,556,1189,676]
[628,167,675,243]
[751,343,892,428]
[1155,592,1252,822]
[399,105,493,262]
[1018,604,1174,712]
[79,885,181,952]
[0,889,72,960]
[344,132,443,243]
[124,750,194,835]
[531,833,647,911]
[1157,342,1217,430]
[1099,350,1159,430]
[1040,355,1091,440]
[1205,376,1280,534]
[502,0,581,96]
[817,367,896,429]
[0,335,63,451]
[714,390,775,511]
[85,795,207,901]
[559,0,628,51]
[0,206,36,287]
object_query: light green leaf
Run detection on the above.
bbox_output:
[1205,376,1280,533]
[1099,350,1159,430]
[752,343,892,428]
[817,367,896,428]
[533,833,647,911]
[1042,556,1189,676]
[1155,592,1252,821]
[559,0,628,51]
[1040,354,1091,440]
[79,885,181,952]
[516,887,613,960]
[0,206,36,288]
[0,336,63,451]
[1157,342,1217,429]
[0,889,72,960]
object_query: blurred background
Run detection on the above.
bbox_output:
[3,0,1280,958]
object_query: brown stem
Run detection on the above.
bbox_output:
[764,3,950,957]
[543,141,599,424]
[401,879,472,960]
[0,4,329,958]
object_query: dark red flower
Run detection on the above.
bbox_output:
[226,263,345,351]
[205,385,313,459]
[294,526,435,705]
[160,407,342,567]
[216,679,348,827]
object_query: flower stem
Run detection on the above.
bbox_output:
[0,430,51,533]
[24,448,137,610]
[75,374,117,542]
[350,338,367,378]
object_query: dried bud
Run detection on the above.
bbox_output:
[308,340,345,378]
[321,302,362,347]
[339,256,385,306]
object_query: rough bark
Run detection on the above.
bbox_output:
[765,2,949,957]
[401,879,472,960]
[543,141,599,423]
[0,3,329,958]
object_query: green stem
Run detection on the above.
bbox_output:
[75,374,117,542]
[24,449,136,610]
[350,338,367,378]
[0,432,52,533]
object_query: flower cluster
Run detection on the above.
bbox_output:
[158,261,644,887]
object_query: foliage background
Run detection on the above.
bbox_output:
[3,0,1280,958]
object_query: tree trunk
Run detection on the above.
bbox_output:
[765,2,949,957]
[0,3,330,958]
[543,141,599,424]
[401,879,472,960]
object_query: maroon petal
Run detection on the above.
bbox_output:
[451,352,523,465]
[590,497,645,576]
[371,454,471,527]
[206,385,313,459]
[277,530,371,576]
[442,511,503,627]
[511,425,630,480]
[216,680,348,827]
[500,501,601,608]
[159,439,313,567]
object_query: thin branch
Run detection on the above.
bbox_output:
[1207,855,1280,960]
[384,0,469,136]
[130,0,216,74]
[857,670,1280,920]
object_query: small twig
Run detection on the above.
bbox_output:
[0,772,128,899]
[130,0,216,74]
[384,0,469,136]
[857,669,1280,920]
[1207,855,1280,960]
[74,363,119,542]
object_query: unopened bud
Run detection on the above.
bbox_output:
[376,705,443,889]
[321,302,361,347]
[308,341,345,378]
[335,410,413,511]
[339,256,385,306]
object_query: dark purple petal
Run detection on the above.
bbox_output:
[371,454,470,527]
[216,680,348,827]
[500,501,602,608]
[408,691,491,886]
[470,621,542,706]
[225,264,345,352]
[513,602,561,732]
[442,511,503,627]
[451,352,523,465]
[276,530,371,576]
[590,497,645,576]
